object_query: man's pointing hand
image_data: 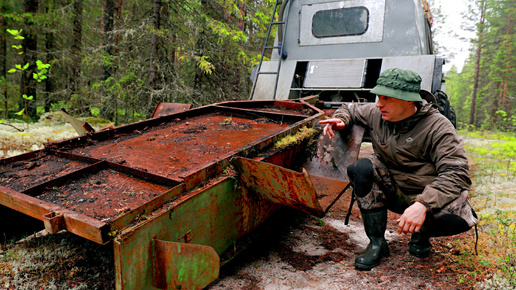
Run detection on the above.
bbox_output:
[319,119,346,139]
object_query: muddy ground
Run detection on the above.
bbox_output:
[206,190,478,290]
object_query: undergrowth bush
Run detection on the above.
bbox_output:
[457,130,516,288]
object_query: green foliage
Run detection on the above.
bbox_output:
[463,130,516,182]
[274,127,319,150]
[445,0,515,129]
[33,60,51,82]
[90,107,100,117]
[1,0,275,124]
[36,106,45,115]
[196,55,215,75]
[50,101,70,112]
[3,27,51,127]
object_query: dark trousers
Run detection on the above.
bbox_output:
[347,154,477,236]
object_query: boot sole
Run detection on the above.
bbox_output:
[355,262,379,271]
[354,249,390,271]
[408,246,431,258]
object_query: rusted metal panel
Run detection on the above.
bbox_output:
[60,108,95,135]
[1,101,320,244]
[152,239,219,289]
[0,185,110,243]
[309,175,350,209]
[300,122,365,214]
[58,112,294,180]
[232,157,324,217]
[215,100,320,118]
[151,102,192,118]
[114,177,279,290]
[43,212,65,234]
[0,151,182,244]
[0,150,93,193]
[109,184,185,233]
[0,100,333,288]
[302,122,365,182]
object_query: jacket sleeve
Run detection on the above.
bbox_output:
[415,119,472,212]
[332,103,376,127]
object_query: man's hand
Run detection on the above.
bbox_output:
[396,202,427,234]
[319,118,346,139]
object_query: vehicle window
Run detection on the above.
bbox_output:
[312,7,369,38]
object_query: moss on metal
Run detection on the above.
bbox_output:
[273,126,320,150]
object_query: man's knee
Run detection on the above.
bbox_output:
[347,158,374,198]
[425,214,472,237]
[425,190,478,237]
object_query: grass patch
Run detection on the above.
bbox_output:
[453,130,516,287]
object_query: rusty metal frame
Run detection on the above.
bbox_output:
[0,100,369,289]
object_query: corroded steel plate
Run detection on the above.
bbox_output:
[0,101,323,244]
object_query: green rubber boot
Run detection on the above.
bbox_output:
[355,209,390,270]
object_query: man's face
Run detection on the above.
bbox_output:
[376,95,416,122]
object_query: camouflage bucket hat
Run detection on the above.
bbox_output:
[370,68,423,102]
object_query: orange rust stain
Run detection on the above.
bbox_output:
[70,114,289,179]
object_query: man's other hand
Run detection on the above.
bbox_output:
[396,202,427,234]
[319,119,345,139]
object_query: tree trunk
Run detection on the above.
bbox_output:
[43,0,57,113]
[194,0,208,91]
[234,0,246,95]
[101,0,115,120]
[71,0,82,98]
[147,0,161,110]
[469,0,486,127]
[102,0,115,80]
[44,23,56,113]
[501,12,511,108]
[148,0,161,89]
[1,13,7,119]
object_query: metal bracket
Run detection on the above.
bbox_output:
[43,212,64,234]
[152,239,220,289]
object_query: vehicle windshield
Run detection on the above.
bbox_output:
[312,7,369,38]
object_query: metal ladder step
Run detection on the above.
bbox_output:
[249,0,289,100]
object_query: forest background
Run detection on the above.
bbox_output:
[0,0,514,131]
[0,0,515,288]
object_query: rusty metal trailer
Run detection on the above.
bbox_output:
[0,100,363,289]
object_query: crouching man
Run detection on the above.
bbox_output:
[320,68,478,270]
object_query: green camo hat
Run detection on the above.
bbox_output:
[370,68,423,102]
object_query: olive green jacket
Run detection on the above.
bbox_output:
[333,102,471,212]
